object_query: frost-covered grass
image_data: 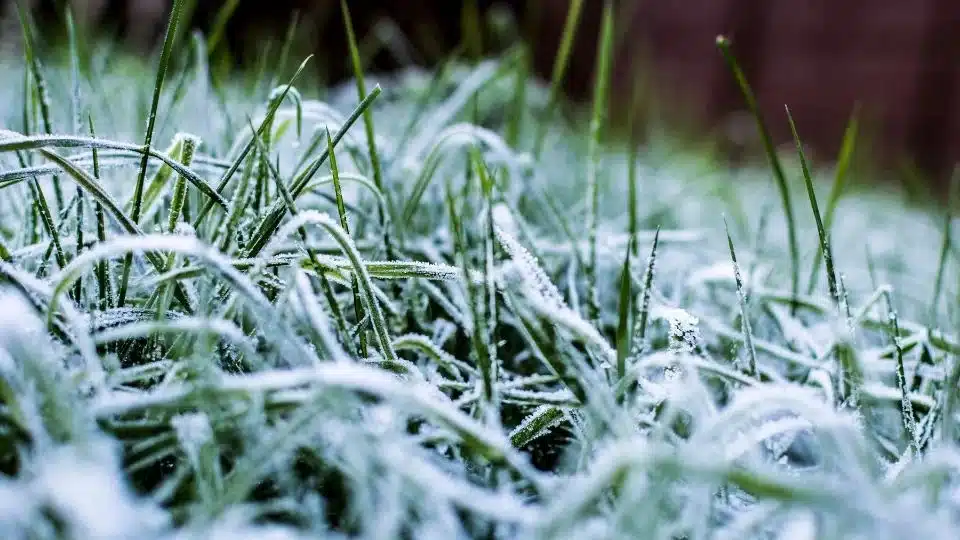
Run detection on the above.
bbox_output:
[1,3,959,539]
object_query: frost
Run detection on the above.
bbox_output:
[0,47,958,540]
[173,222,197,237]
[654,306,701,355]
[13,442,170,539]
[494,226,566,311]
[171,412,214,464]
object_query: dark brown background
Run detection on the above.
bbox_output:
[5,1,960,186]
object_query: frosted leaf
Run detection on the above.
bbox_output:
[510,405,565,446]
[494,226,566,311]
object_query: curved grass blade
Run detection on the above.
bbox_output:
[259,211,398,362]
[39,148,193,312]
[0,134,226,209]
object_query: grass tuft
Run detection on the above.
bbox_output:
[0,14,956,540]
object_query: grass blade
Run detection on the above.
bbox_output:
[584,0,615,325]
[930,169,957,322]
[625,226,659,366]
[884,291,920,457]
[16,2,63,210]
[86,115,113,311]
[446,177,495,404]
[807,105,859,294]
[245,119,357,358]
[615,238,634,381]
[340,0,395,258]
[192,56,313,231]
[724,216,758,378]
[120,0,187,305]
[243,86,382,258]
[717,36,800,314]
[533,0,584,157]
[786,106,840,306]
[326,127,368,358]
[39,148,193,312]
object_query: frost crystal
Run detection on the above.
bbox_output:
[494,226,566,311]
[659,306,701,355]
[172,413,214,450]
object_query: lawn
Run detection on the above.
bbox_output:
[0,2,958,539]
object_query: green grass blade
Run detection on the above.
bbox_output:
[931,169,957,322]
[615,238,634,381]
[243,86,381,258]
[533,0,585,158]
[120,0,187,305]
[474,150,501,408]
[716,36,800,314]
[39,148,193,312]
[326,127,368,358]
[626,226,659,365]
[16,2,63,210]
[166,135,199,233]
[505,45,529,149]
[340,0,395,256]
[884,291,920,457]
[192,56,313,231]
[785,106,840,306]
[807,105,859,294]
[87,115,112,311]
[206,0,241,55]
[271,10,301,88]
[724,217,758,378]
[584,0,615,325]
[130,0,187,224]
[245,119,357,358]
[66,7,86,302]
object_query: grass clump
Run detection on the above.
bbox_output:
[0,7,958,540]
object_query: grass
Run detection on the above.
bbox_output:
[0,4,959,540]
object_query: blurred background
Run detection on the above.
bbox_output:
[2,0,959,196]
